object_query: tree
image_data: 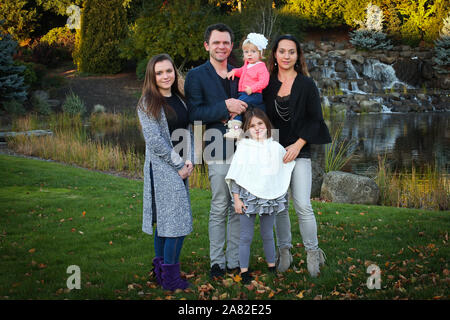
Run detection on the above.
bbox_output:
[282,0,345,29]
[74,0,128,74]
[0,25,28,105]
[120,0,218,68]
[434,13,450,73]
[0,0,37,42]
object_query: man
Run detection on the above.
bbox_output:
[184,23,247,278]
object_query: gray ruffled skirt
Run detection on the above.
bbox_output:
[230,180,288,217]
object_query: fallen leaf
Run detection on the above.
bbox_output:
[28,248,36,254]
[296,290,305,299]
[233,274,242,283]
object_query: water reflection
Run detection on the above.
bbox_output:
[87,112,450,175]
[318,112,450,174]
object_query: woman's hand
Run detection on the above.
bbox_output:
[233,195,247,215]
[178,164,190,179]
[283,138,306,163]
[185,160,194,177]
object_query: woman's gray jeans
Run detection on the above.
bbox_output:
[274,158,319,251]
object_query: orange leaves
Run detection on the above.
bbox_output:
[232,274,242,283]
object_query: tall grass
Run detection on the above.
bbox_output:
[8,129,144,177]
[189,164,210,190]
[376,155,449,210]
[324,125,356,173]
[8,112,144,178]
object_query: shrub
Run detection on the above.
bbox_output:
[40,26,76,52]
[1,99,26,115]
[74,0,127,74]
[350,29,393,50]
[92,104,105,113]
[31,93,52,115]
[14,60,38,89]
[29,40,72,67]
[62,91,86,115]
[349,3,393,50]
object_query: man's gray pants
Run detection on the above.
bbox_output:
[207,162,240,269]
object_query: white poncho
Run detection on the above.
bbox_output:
[225,137,295,200]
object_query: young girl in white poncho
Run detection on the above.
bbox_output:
[225,108,295,284]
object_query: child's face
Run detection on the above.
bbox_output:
[243,44,261,64]
[248,116,267,141]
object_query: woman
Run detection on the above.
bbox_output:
[263,35,331,277]
[137,53,194,291]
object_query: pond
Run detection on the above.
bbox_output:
[87,111,450,175]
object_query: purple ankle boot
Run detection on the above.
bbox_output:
[152,256,164,285]
[161,263,190,291]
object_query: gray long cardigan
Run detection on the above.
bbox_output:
[137,97,194,237]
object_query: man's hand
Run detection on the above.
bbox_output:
[227,70,236,80]
[225,98,247,115]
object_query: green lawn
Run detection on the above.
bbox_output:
[0,154,448,300]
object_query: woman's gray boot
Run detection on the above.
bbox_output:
[276,247,292,272]
[318,248,326,267]
[307,248,325,277]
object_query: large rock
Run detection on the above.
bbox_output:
[321,171,380,205]
[359,100,382,113]
[311,161,325,198]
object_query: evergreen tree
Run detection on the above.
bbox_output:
[349,2,392,50]
[74,0,127,74]
[434,13,450,73]
[0,24,27,105]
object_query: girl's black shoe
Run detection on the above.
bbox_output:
[268,266,276,273]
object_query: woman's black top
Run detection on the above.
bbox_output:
[263,73,331,159]
[165,95,189,137]
[272,95,311,159]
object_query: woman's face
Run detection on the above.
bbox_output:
[275,39,298,71]
[248,116,267,141]
[154,60,175,96]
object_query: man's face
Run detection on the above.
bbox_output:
[204,30,233,63]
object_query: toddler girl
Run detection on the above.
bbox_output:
[225,108,295,283]
[224,33,270,139]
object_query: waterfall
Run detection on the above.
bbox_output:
[351,81,366,94]
[345,59,360,79]
[322,60,339,79]
[362,59,409,89]
[373,96,392,113]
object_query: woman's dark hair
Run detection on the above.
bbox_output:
[139,53,184,119]
[242,108,273,139]
[204,23,234,44]
[268,34,310,77]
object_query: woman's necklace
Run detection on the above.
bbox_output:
[274,98,290,122]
